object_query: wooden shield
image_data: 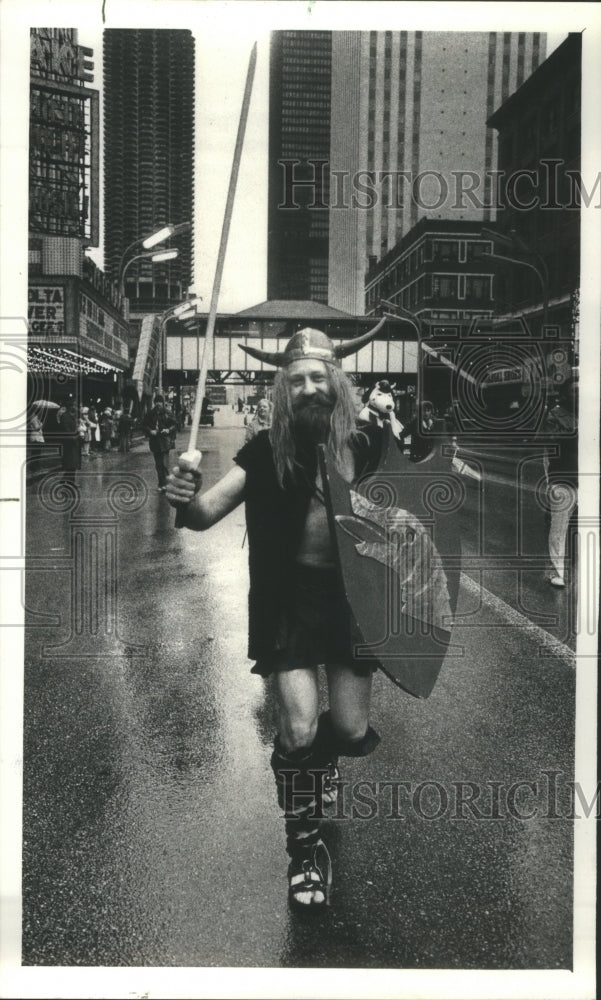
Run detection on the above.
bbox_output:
[318,428,463,698]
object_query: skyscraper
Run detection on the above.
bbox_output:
[267,30,546,315]
[103,29,195,314]
[268,30,331,303]
[329,31,546,313]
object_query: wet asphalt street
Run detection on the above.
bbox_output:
[22,422,575,969]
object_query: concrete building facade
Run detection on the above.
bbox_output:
[28,28,129,405]
[103,29,195,319]
[364,218,496,327]
[268,30,332,304]
[328,30,546,314]
[487,32,581,345]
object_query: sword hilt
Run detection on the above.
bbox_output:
[174,449,202,529]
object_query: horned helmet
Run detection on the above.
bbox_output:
[238,318,386,368]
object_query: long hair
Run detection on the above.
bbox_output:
[270,363,359,487]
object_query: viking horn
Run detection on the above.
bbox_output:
[334,317,386,358]
[237,315,386,365]
[238,343,285,365]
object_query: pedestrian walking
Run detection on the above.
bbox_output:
[59,399,81,483]
[542,380,578,588]
[167,323,392,909]
[111,408,122,450]
[144,394,177,492]
[27,404,45,445]
[118,410,134,453]
[399,400,436,461]
[99,408,114,453]
[165,403,178,449]
[79,406,95,458]
[244,397,272,442]
[87,403,100,452]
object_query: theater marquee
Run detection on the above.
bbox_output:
[29,28,99,246]
[28,285,65,336]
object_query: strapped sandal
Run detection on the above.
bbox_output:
[288,840,332,908]
[322,761,341,808]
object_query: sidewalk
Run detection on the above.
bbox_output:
[25,432,149,485]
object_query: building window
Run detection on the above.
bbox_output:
[432,275,458,299]
[465,276,490,300]
[432,240,458,262]
[466,242,489,261]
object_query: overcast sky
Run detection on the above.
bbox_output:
[78,15,569,312]
[1,1,587,318]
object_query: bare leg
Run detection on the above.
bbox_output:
[326,664,373,743]
[272,667,326,906]
[274,667,319,752]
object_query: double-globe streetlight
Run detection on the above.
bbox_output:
[118,221,192,309]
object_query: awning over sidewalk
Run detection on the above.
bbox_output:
[27,346,124,377]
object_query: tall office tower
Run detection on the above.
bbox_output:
[328,30,546,313]
[268,30,331,303]
[103,29,195,313]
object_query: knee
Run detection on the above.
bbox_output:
[331,718,381,757]
[333,720,368,745]
[279,715,318,753]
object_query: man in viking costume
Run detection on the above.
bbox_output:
[166,322,385,908]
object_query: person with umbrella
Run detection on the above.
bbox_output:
[27,400,51,445]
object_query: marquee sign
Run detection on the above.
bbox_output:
[28,285,65,336]
[29,29,99,244]
[132,313,162,398]
[30,28,94,85]
[27,281,129,370]
[79,291,129,362]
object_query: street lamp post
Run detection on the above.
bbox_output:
[119,248,180,301]
[380,298,422,337]
[481,228,549,332]
[117,221,191,315]
[156,296,204,394]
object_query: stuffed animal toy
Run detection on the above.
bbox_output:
[358,380,404,438]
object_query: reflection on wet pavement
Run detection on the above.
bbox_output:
[23,429,574,968]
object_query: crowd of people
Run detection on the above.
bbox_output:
[26,376,578,592]
[26,398,139,481]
